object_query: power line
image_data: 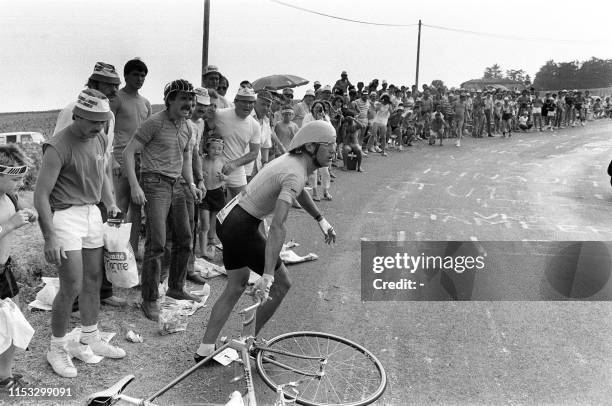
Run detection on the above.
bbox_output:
[269,0,418,27]
[423,23,610,44]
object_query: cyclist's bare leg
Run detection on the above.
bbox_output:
[255,264,291,335]
[201,266,250,344]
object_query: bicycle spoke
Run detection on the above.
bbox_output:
[257,332,386,406]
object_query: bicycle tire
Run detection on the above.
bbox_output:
[256,331,386,406]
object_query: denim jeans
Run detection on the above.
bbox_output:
[141,172,192,301]
[162,183,196,279]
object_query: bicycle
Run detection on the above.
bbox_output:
[86,295,387,406]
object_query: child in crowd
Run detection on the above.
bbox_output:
[518,111,532,132]
[274,106,299,151]
[430,112,450,146]
[0,145,37,391]
[199,137,227,259]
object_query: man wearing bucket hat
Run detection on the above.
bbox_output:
[293,89,316,128]
[202,65,232,109]
[52,61,125,308]
[122,79,201,321]
[212,87,261,198]
[194,120,337,364]
[35,89,125,378]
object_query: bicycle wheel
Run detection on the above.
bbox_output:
[256,331,386,406]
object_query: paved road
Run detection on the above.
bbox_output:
[160,120,612,405]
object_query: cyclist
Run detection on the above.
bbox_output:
[194,120,338,364]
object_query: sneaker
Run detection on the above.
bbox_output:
[398,145,403,151]
[374,146,382,153]
[47,346,77,378]
[101,295,127,307]
[381,152,388,156]
[456,141,460,147]
[83,338,126,359]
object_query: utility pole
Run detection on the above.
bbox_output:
[202,0,210,86]
[415,19,422,91]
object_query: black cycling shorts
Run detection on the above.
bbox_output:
[216,205,283,273]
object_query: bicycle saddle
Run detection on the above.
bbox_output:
[85,374,136,405]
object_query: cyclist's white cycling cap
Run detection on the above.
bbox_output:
[288,120,336,151]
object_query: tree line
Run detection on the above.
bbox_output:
[480,58,612,90]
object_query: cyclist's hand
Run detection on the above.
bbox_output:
[318,217,336,244]
[253,274,274,302]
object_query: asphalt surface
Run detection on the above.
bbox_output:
[135,120,612,405]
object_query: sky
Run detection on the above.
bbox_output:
[1,0,611,112]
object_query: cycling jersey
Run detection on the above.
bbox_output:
[238,154,308,220]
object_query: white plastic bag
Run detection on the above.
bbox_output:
[103,223,138,288]
[35,277,60,306]
[0,298,35,352]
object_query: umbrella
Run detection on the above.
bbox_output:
[252,74,309,91]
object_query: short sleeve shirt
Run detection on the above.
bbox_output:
[215,108,261,178]
[135,110,192,178]
[53,101,114,164]
[238,154,307,220]
[44,126,107,211]
[245,112,272,174]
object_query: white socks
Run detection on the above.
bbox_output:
[80,324,100,344]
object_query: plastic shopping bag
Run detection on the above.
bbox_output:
[103,223,138,288]
[0,298,35,352]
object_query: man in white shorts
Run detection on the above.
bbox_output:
[35,89,125,378]
[214,87,261,198]
[194,120,337,364]
[53,61,125,307]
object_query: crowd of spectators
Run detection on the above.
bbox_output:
[2,61,612,385]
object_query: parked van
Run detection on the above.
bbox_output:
[0,132,45,145]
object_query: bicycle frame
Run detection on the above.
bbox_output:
[87,297,335,406]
